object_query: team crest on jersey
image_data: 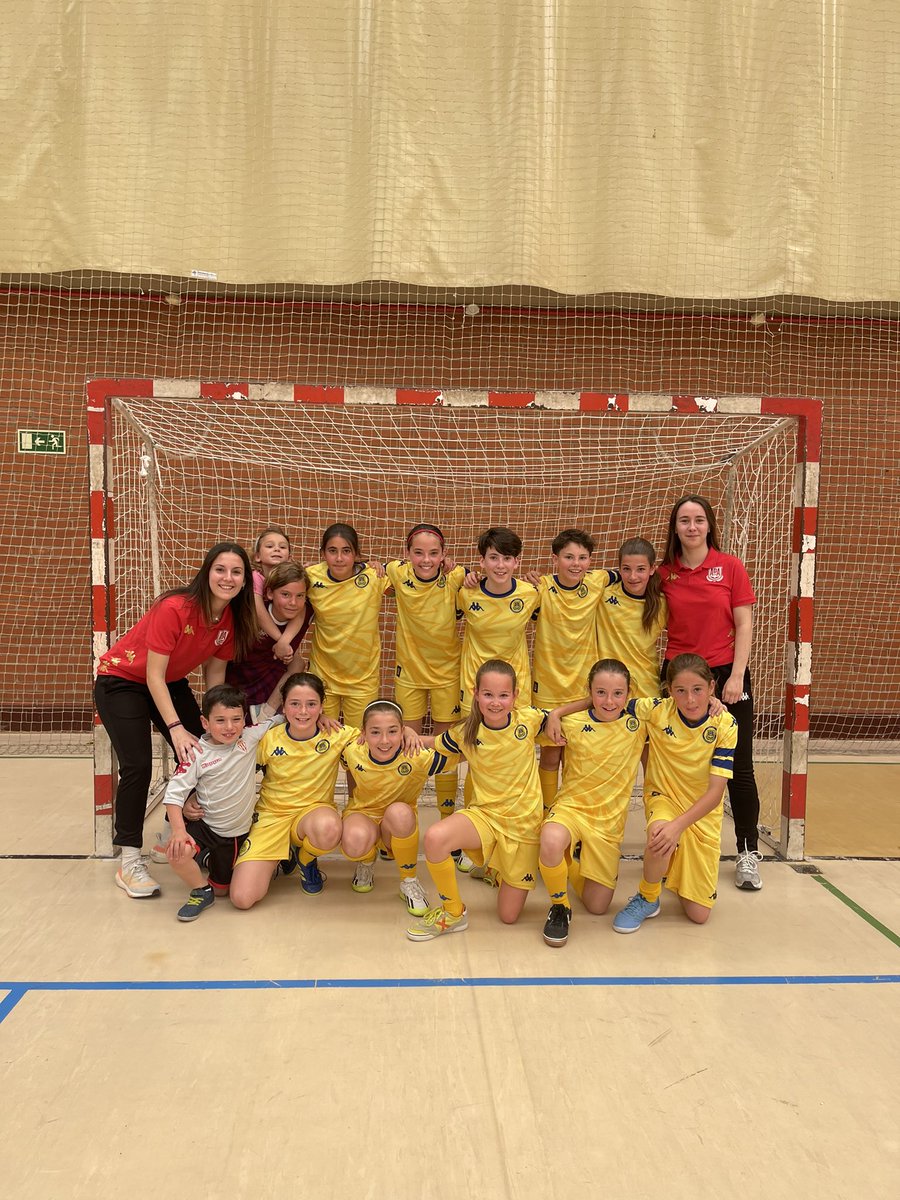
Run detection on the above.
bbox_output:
[514,724,528,739]
[398,762,412,776]
[315,739,330,753]
[577,583,588,598]
[239,837,251,856]
[355,574,369,588]
[510,598,525,613]
[437,576,446,589]
[703,726,717,743]
[215,630,229,646]
[706,566,724,582]
[626,716,640,732]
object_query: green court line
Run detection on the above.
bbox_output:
[813,874,900,950]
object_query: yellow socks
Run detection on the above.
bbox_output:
[639,877,662,904]
[391,828,420,881]
[426,854,464,916]
[539,767,559,812]
[539,858,571,909]
[434,771,458,818]
[299,838,329,866]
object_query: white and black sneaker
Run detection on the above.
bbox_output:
[735,849,763,891]
[543,903,572,947]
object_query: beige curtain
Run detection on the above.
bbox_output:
[2,0,898,299]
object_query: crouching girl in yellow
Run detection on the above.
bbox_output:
[406,659,547,941]
[612,653,738,933]
[340,700,455,917]
[229,672,357,909]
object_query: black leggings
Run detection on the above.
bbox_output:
[662,661,760,853]
[94,675,203,849]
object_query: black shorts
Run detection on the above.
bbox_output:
[184,818,246,889]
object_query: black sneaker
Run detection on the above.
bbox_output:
[177,885,215,922]
[572,840,582,861]
[543,903,572,947]
[278,846,299,877]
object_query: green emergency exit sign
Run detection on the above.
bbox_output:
[17,430,66,454]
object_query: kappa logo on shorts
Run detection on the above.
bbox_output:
[509,598,525,613]
[315,739,330,753]
[521,873,535,883]
[239,837,251,856]
[398,762,412,776]
[702,726,718,743]
[709,890,717,901]
[514,724,529,739]
[452,703,460,714]
[355,574,369,588]
[252,811,260,823]
[577,583,588,598]
[626,716,640,732]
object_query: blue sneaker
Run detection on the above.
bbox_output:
[612,892,660,934]
[176,885,215,922]
[298,857,327,895]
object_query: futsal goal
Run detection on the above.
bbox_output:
[88,378,822,861]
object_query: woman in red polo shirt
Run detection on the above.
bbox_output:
[658,496,763,892]
[94,542,258,899]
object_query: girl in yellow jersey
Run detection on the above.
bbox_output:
[595,537,668,701]
[612,653,738,933]
[305,523,392,728]
[340,700,456,916]
[385,524,465,827]
[229,672,358,909]
[538,659,646,949]
[406,659,549,941]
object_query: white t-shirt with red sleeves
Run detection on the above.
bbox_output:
[658,548,755,668]
[96,595,236,683]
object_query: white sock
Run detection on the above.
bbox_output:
[120,846,141,870]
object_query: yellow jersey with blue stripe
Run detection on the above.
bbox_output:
[255,723,360,814]
[531,570,614,706]
[340,741,453,817]
[459,578,539,702]
[438,706,546,843]
[627,697,737,810]
[305,562,391,693]
[385,560,465,689]
[596,580,668,698]
[540,708,646,820]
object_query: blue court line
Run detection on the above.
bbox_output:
[0,972,898,1025]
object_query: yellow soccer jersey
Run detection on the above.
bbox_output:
[385,560,465,689]
[306,561,392,693]
[438,706,546,843]
[627,697,737,810]
[256,723,360,815]
[539,708,646,821]
[341,741,453,817]
[531,570,614,706]
[459,578,539,700]
[596,579,668,698]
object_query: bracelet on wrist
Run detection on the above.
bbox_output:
[167,720,183,730]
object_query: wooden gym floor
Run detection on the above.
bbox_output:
[1,758,898,1199]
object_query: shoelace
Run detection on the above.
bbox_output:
[130,858,153,882]
[403,879,427,903]
[737,849,762,872]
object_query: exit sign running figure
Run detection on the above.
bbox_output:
[17,429,66,454]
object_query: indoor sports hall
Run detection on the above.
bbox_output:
[1,5,898,1198]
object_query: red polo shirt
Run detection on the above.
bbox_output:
[97,595,236,683]
[658,548,756,668]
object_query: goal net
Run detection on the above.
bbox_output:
[93,383,809,857]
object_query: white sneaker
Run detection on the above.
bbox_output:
[451,849,475,873]
[399,877,430,916]
[351,860,375,893]
[735,849,763,891]
[116,857,162,898]
[149,832,169,865]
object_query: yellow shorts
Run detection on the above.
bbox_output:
[544,805,627,891]
[321,690,378,729]
[464,808,539,891]
[395,679,461,724]
[236,802,337,864]
[646,794,722,909]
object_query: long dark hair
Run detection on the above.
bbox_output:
[618,537,664,633]
[158,542,258,660]
[662,495,721,566]
[463,659,517,748]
